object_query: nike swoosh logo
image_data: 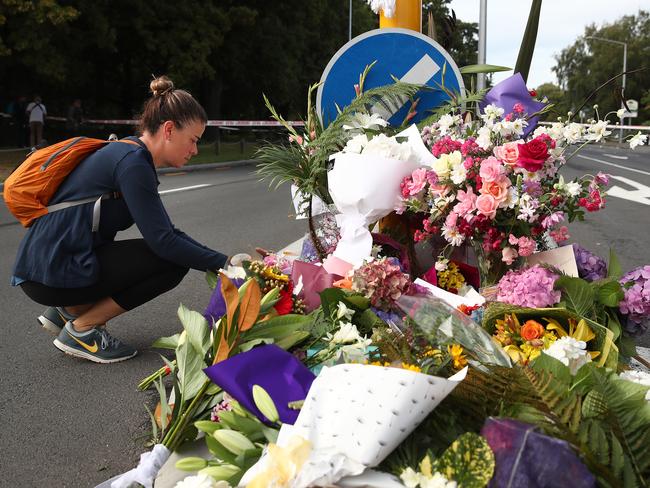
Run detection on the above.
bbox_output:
[66,331,99,353]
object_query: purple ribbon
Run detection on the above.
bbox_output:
[479,73,546,137]
[203,344,315,425]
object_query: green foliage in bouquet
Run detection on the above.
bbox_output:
[177,392,281,486]
[256,64,421,206]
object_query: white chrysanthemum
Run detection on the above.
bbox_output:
[629,131,648,150]
[435,258,449,272]
[441,224,465,246]
[343,133,369,153]
[563,122,584,144]
[174,474,229,488]
[586,120,611,142]
[619,370,650,401]
[543,337,591,375]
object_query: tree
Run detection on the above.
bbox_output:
[534,82,570,121]
[553,10,650,123]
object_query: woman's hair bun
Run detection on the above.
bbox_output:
[150,75,174,97]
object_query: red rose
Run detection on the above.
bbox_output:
[274,283,294,315]
[517,137,549,172]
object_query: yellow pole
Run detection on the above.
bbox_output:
[379,0,422,32]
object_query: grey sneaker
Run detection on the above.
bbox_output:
[53,321,137,364]
[38,307,75,335]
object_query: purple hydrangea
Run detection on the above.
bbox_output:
[573,244,607,282]
[497,265,561,308]
[619,265,650,337]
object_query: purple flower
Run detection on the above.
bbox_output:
[573,244,607,281]
[497,265,561,308]
[204,277,244,325]
[522,180,543,197]
[619,265,650,337]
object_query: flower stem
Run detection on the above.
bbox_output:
[162,380,211,451]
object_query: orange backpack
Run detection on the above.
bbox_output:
[3,137,140,227]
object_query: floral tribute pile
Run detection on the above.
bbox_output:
[115,72,650,488]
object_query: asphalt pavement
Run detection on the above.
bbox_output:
[0,144,649,487]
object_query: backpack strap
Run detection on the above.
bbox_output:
[45,139,144,231]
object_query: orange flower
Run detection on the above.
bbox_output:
[333,277,353,289]
[520,320,545,341]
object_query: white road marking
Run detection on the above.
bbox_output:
[577,154,650,177]
[372,54,441,119]
[159,184,213,195]
[607,175,650,206]
[603,153,628,160]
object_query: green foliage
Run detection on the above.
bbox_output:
[553,11,650,122]
[514,0,542,83]
[434,433,495,488]
[554,276,595,318]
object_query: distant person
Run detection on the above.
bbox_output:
[11,76,231,364]
[26,95,46,148]
[66,98,84,133]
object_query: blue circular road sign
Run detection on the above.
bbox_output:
[317,28,465,127]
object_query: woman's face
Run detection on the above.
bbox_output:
[164,119,205,168]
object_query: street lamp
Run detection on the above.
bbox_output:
[585,35,627,143]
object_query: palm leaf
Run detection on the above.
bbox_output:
[514,0,542,82]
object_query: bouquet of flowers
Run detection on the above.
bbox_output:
[398,77,612,286]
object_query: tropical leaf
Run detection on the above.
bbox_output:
[237,279,262,331]
[460,64,511,74]
[554,276,594,317]
[608,248,623,279]
[152,333,181,350]
[177,304,211,355]
[176,339,208,401]
[514,0,542,82]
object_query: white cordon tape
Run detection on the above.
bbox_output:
[45,116,305,127]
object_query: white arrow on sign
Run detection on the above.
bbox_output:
[371,54,441,120]
[607,175,650,206]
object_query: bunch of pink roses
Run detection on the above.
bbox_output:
[398,105,609,268]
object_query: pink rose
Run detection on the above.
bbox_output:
[517,137,549,172]
[479,156,505,182]
[429,183,450,197]
[502,247,519,265]
[493,142,520,166]
[479,175,511,203]
[407,168,428,196]
[475,193,499,219]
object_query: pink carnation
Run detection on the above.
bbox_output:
[453,186,477,219]
[497,265,561,308]
[407,168,428,195]
[432,136,462,157]
[550,225,570,243]
[516,236,536,257]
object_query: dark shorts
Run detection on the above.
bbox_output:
[20,239,189,310]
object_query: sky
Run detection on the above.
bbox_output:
[448,0,648,88]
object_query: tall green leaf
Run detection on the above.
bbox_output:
[176,339,208,402]
[514,0,542,82]
[607,248,623,279]
[459,64,511,74]
[554,276,594,317]
[178,304,211,356]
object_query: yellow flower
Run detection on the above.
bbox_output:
[247,436,311,488]
[448,344,468,369]
[401,362,422,373]
[437,262,466,292]
[422,346,443,359]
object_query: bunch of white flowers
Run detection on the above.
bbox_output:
[342,132,419,164]
[400,467,458,488]
[543,337,591,375]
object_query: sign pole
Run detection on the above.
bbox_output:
[379,0,422,32]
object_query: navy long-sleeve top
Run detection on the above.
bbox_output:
[11,137,228,288]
